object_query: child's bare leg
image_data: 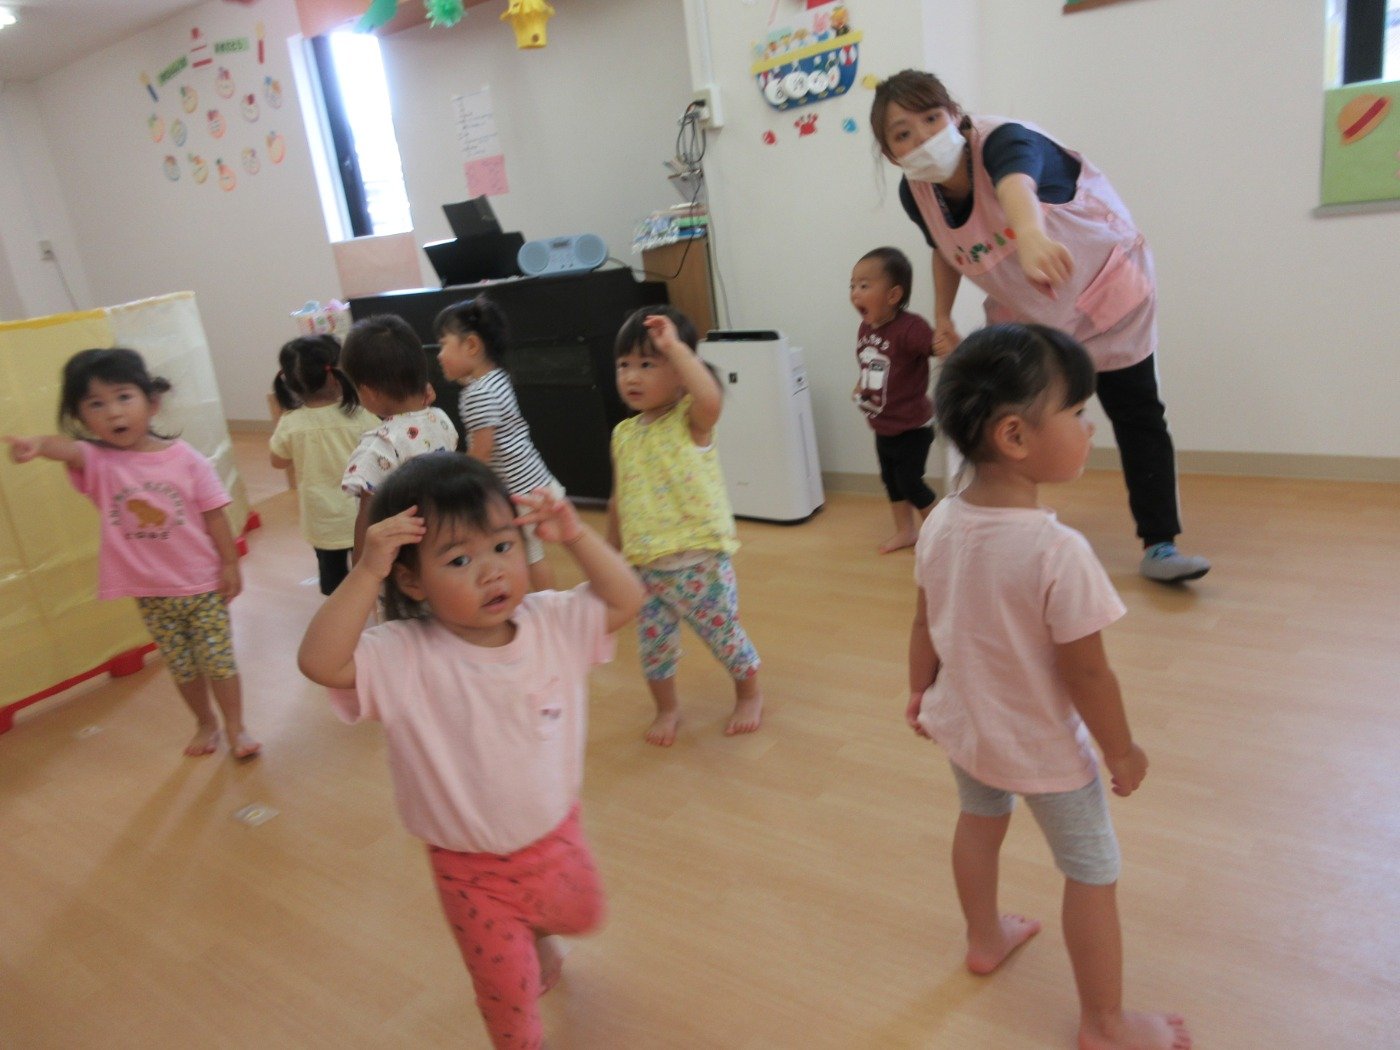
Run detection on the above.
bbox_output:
[953,810,1042,974]
[645,676,682,747]
[527,557,556,592]
[725,671,763,736]
[209,675,260,759]
[879,500,920,554]
[1066,879,1191,1050]
[535,933,570,995]
[172,676,221,756]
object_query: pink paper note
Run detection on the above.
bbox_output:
[465,155,509,197]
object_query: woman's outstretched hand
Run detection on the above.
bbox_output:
[1016,230,1074,299]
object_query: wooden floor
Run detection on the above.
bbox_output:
[3,434,1398,1049]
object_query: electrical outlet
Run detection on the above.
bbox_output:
[38,240,55,261]
[692,84,723,130]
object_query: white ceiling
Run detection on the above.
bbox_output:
[0,0,207,84]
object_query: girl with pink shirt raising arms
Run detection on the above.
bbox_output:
[5,348,258,760]
[298,453,643,1050]
[906,325,1190,1050]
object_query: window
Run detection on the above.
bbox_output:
[302,30,413,240]
[1332,0,1400,84]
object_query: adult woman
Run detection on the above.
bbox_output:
[871,69,1209,583]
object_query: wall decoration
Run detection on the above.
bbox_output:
[1320,80,1400,206]
[454,86,509,196]
[190,27,213,69]
[762,130,777,145]
[795,113,818,136]
[1337,92,1391,144]
[137,15,292,192]
[465,154,509,197]
[841,117,857,133]
[750,2,861,112]
[501,0,554,49]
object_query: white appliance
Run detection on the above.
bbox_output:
[699,330,824,523]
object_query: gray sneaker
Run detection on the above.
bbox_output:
[1140,543,1211,583]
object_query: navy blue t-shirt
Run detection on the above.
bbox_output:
[898,122,1082,249]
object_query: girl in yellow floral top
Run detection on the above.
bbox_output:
[608,307,763,746]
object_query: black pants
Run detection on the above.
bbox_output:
[314,547,352,596]
[875,426,936,509]
[1095,354,1180,547]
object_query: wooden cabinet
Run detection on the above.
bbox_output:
[642,235,714,336]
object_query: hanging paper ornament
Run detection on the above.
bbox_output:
[426,0,465,27]
[356,0,402,32]
[501,0,555,49]
[357,0,467,32]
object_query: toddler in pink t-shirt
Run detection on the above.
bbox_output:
[905,324,1190,1050]
[298,453,643,1050]
[6,348,259,761]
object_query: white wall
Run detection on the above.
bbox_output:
[977,0,1398,459]
[381,0,694,277]
[686,0,962,477]
[27,0,339,421]
[0,81,93,320]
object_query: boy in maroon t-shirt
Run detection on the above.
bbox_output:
[851,246,938,553]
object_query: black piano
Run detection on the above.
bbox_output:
[350,268,667,501]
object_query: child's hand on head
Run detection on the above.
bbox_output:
[513,489,583,546]
[4,436,41,463]
[361,505,427,579]
[642,314,684,357]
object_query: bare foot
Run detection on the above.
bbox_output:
[230,731,262,761]
[965,913,1042,975]
[537,935,570,995]
[724,693,763,736]
[878,531,919,554]
[184,726,221,757]
[1079,1011,1191,1050]
[645,710,682,747]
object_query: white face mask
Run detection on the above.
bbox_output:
[897,120,966,183]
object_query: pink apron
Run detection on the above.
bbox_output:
[907,117,1156,372]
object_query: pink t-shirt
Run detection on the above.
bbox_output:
[914,496,1126,794]
[67,440,231,600]
[329,585,615,854]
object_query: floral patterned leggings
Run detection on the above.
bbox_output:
[636,552,761,682]
[429,806,604,1050]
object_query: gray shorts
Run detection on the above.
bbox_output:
[950,763,1121,885]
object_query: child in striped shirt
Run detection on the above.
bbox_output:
[435,295,565,591]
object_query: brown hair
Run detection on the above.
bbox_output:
[869,69,962,159]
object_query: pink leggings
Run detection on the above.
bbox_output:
[428,806,604,1049]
